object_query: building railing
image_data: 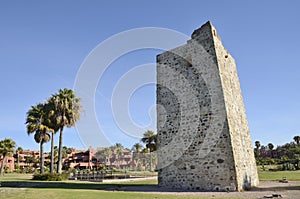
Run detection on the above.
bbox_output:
[68,170,130,181]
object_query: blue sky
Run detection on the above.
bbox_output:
[0,1,300,151]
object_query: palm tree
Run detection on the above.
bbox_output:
[0,138,16,175]
[268,143,274,158]
[141,130,157,152]
[132,143,143,153]
[49,130,56,174]
[268,143,274,150]
[26,103,53,174]
[49,88,81,174]
[34,132,50,173]
[48,146,59,166]
[44,101,59,174]
[255,141,261,149]
[294,136,300,145]
[254,140,261,158]
[115,143,123,169]
[95,147,112,170]
[103,147,112,169]
[141,130,157,171]
[132,143,143,170]
[16,146,23,166]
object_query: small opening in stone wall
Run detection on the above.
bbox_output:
[225,55,228,58]
[213,30,216,36]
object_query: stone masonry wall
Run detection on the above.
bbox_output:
[156,21,258,191]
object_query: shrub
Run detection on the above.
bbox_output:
[4,167,12,173]
[32,173,68,181]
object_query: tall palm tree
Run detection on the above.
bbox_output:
[141,130,157,171]
[0,138,16,175]
[48,146,59,165]
[294,135,300,145]
[26,103,53,174]
[49,88,81,174]
[34,132,50,173]
[44,101,59,174]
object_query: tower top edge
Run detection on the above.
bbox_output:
[191,21,221,42]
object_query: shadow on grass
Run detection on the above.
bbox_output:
[1,180,299,193]
[0,180,157,190]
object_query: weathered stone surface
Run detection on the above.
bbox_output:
[156,21,258,191]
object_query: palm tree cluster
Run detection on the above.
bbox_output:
[95,143,125,170]
[94,131,158,172]
[140,130,157,171]
[0,138,16,175]
[254,135,300,170]
[25,88,81,174]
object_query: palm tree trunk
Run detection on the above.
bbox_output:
[136,159,140,170]
[50,132,55,174]
[134,153,140,171]
[150,151,152,172]
[57,127,64,174]
[40,142,44,174]
[17,152,20,166]
[0,156,6,176]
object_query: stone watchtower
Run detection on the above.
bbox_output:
[156,21,259,191]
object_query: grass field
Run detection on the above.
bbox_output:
[1,188,251,199]
[0,174,229,199]
[1,170,300,199]
[258,170,300,181]
[1,188,216,199]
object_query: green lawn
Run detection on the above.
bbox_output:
[0,173,249,199]
[0,188,235,199]
[0,173,32,181]
[258,170,300,181]
[1,171,300,199]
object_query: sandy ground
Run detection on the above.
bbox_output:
[106,177,300,199]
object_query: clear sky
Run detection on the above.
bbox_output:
[0,0,300,151]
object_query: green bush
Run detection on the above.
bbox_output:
[4,167,12,173]
[32,173,68,181]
